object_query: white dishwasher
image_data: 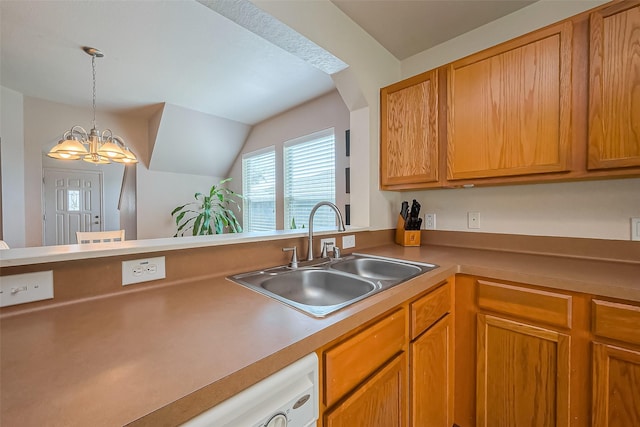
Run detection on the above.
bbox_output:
[182,353,318,427]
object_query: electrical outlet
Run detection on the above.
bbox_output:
[632,218,640,241]
[468,212,480,229]
[0,271,54,307]
[122,256,166,286]
[425,213,436,230]
[342,235,356,249]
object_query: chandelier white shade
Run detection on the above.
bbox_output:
[47,47,138,165]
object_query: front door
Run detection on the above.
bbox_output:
[43,168,103,245]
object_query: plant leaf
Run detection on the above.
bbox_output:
[176,216,195,233]
[193,214,204,235]
[174,210,189,225]
[171,203,190,216]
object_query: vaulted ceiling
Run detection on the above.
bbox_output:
[1,0,537,176]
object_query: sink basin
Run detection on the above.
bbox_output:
[330,257,422,281]
[228,254,438,317]
[230,268,378,317]
[262,270,375,306]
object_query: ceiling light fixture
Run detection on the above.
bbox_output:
[47,47,138,165]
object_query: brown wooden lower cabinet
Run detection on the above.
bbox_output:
[324,353,407,427]
[592,342,640,427]
[318,279,452,427]
[318,307,408,427]
[317,274,640,427]
[591,298,640,427]
[411,314,453,427]
[476,314,571,427]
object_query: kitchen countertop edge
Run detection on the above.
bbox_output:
[2,243,639,427]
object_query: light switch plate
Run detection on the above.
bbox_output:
[0,271,54,307]
[122,256,166,286]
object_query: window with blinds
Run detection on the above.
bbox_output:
[242,147,276,231]
[284,128,336,229]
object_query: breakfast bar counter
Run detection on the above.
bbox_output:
[1,236,639,426]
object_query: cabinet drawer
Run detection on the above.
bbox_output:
[593,299,640,346]
[410,282,450,340]
[324,309,405,407]
[477,280,572,328]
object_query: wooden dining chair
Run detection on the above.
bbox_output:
[76,230,125,244]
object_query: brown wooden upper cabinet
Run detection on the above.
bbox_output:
[588,1,640,170]
[447,21,574,180]
[380,69,439,188]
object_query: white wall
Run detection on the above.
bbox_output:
[405,179,640,240]
[259,0,640,241]
[0,86,26,248]
[136,168,223,239]
[227,90,350,229]
[150,103,250,177]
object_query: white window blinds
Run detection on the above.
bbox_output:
[284,129,335,229]
[242,148,276,231]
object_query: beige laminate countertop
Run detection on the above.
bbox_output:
[1,243,639,426]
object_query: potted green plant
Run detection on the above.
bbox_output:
[171,178,243,236]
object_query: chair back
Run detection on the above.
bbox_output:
[76,230,125,244]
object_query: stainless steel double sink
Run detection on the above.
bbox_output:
[228,254,438,317]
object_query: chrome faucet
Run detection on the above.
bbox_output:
[307,201,346,261]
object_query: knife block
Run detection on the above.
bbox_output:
[395,215,421,247]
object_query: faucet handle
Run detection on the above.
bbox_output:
[321,241,331,258]
[282,246,298,268]
[332,246,341,259]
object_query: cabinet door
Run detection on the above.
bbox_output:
[477,314,570,427]
[588,1,640,169]
[411,314,453,427]
[592,343,640,427]
[324,353,407,427]
[380,70,439,188]
[324,309,405,407]
[447,22,573,180]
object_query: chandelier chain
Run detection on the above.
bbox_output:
[92,54,97,129]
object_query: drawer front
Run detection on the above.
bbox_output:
[410,282,450,340]
[477,280,572,328]
[593,299,640,346]
[324,309,405,407]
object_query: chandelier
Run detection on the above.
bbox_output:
[47,47,138,165]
